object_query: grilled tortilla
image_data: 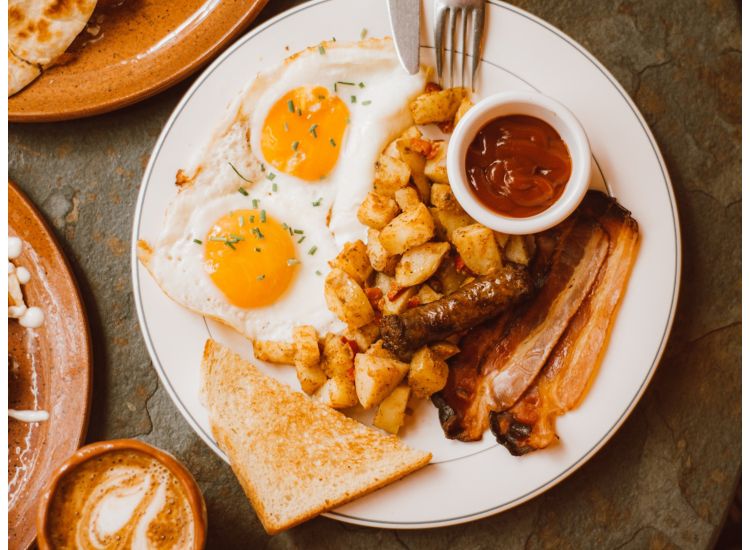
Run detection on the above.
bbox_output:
[8,0,97,95]
[201,339,431,534]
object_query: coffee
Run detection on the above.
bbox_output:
[45,449,196,549]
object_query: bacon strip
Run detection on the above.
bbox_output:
[491,193,640,454]
[437,209,610,441]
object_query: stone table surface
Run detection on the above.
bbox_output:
[8,0,740,548]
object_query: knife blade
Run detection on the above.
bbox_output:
[387,0,421,74]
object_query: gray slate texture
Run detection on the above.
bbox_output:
[8,1,740,548]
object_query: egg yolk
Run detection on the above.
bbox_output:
[260,86,349,181]
[203,210,298,308]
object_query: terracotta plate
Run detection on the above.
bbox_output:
[8,0,269,122]
[8,182,92,550]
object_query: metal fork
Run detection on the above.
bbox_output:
[434,0,485,90]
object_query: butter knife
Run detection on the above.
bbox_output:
[387,0,421,74]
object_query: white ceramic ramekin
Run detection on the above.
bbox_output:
[446,90,592,235]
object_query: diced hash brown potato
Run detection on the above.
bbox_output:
[424,141,448,184]
[295,361,327,395]
[430,341,461,360]
[320,333,355,378]
[430,207,475,242]
[357,192,399,230]
[365,339,393,358]
[315,375,359,409]
[454,97,473,126]
[430,184,460,211]
[330,240,372,286]
[373,385,411,434]
[373,153,411,197]
[324,268,375,328]
[505,234,534,266]
[408,347,449,398]
[433,254,466,294]
[379,203,435,255]
[395,242,450,287]
[416,284,442,304]
[396,133,431,202]
[252,339,295,365]
[394,186,422,212]
[381,285,419,316]
[409,88,465,124]
[354,353,410,409]
[292,325,320,368]
[365,228,396,273]
[343,323,380,353]
[451,223,503,275]
[494,231,510,249]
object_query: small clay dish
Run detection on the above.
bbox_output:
[36,439,207,550]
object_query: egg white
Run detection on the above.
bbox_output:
[139,38,426,341]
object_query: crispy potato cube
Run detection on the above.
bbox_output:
[452,223,503,275]
[320,333,355,378]
[494,231,510,249]
[252,339,295,364]
[408,347,449,398]
[416,284,443,304]
[394,186,422,212]
[454,97,473,126]
[396,129,431,202]
[357,192,400,230]
[424,141,449,184]
[381,285,419,315]
[293,325,320,368]
[324,268,375,328]
[395,242,450,287]
[343,323,380,354]
[409,88,465,124]
[433,254,466,294]
[430,183,460,211]
[430,207,475,241]
[373,153,411,197]
[373,385,411,434]
[365,339,392,358]
[315,375,359,409]
[505,234,533,266]
[373,271,395,296]
[430,341,461,360]
[295,361,328,395]
[379,203,435,255]
[330,240,372,286]
[354,353,410,409]
[365,228,396,273]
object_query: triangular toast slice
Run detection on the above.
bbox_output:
[201,339,432,534]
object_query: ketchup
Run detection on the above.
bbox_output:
[465,115,572,218]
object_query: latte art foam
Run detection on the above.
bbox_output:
[47,449,195,549]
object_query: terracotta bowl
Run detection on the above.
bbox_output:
[36,439,207,549]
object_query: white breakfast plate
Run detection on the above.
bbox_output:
[132,0,680,529]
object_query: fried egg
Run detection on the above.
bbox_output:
[139,39,426,341]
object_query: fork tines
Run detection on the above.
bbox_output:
[434,0,485,90]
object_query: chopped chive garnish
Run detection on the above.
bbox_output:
[312,198,323,206]
[309,123,318,137]
[308,246,318,255]
[249,215,255,223]
[287,99,295,112]
[362,100,372,106]
[224,241,236,250]
[318,94,326,100]
[229,233,244,242]
[292,140,299,151]
[255,247,261,252]
[293,229,304,234]
[360,28,368,39]
[260,163,266,172]
[318,45,326,55]
[238,216,245,227]
[358,82,365,88]
[238,186,248,196]
[252,227,265,239]
[329,138,337,147]
[332,36,336,42]
[209,236,227,242]
[193,239,202,245]
[351,95,357,103]
[283,122,289,132]
[260,210,267,223]
[337,81,355,87]
[297,108,302,116]
[315,270,322,276]
[256,274,265,281]
[228,162,252,182]
[272,183,278,192]
[252,198,260,208]
[287,258,300,266]
[267,172,276,181]
[297,235,306,244]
